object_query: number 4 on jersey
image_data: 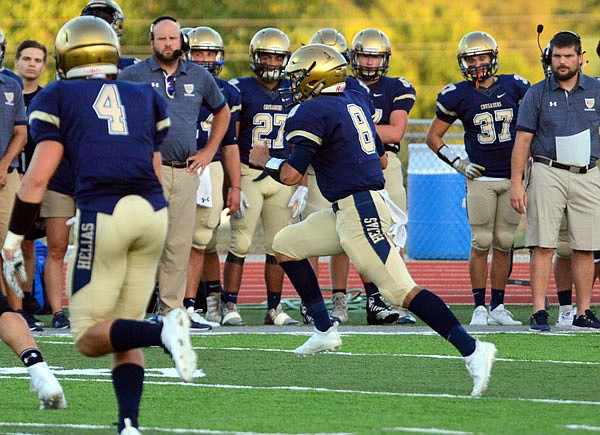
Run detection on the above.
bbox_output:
[92,84,129,135]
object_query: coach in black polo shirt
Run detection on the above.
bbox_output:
[510,30,600,331]
[119,16,230,316]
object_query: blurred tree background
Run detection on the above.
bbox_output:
[4,0,600,118]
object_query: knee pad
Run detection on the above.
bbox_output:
[493,230,515,252]
[471,231,493,251]
[556,240,573,259]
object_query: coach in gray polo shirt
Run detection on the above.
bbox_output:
[0,73,27,296]
[119,16,230,316]
[510,31,600,331]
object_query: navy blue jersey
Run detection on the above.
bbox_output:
[198,76,240,161]
[29,79,170,214]
[118,56,139,71]
[228,76,291,163]
[1,68,23,88]
[285,89,384,202]
[346,76,375,115]
[368,75,416,125]
[436,74,530,178]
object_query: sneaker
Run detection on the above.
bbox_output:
[390,305,417,324]
[265,303,300,326]
[51,312,70,329]
[572,309,600,329]
[366,293,400,325]
[160,308,197,382]
[464,341,497,397]
[28,362,67,410]
[529,309,551,332]
[120,418,141,435]
[205,292,222,324]
[294,325,342,355]
[330,293,349,323]
[469,306,488,326]
[556,306,575,327]
[300,303,314,324]
[488,304,522,326]
[221,302,245,326]
[186,306,217,330]
[18,310,43,332]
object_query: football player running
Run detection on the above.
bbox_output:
[222,28,299,326]
[183,26,241,327]
[250,43,497,397]
[2,17,197,434]
[351,28,416,325]
[426,31,529,326]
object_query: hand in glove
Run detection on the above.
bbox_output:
[2,232,26,298]
[452,159,485,179]
[233,190,250,219]
[288,186,308,220]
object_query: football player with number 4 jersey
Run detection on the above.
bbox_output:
[250,43,497,397]
[1,17,197,434]
[426,31,529,327]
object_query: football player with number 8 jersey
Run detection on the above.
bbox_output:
[426,31,529,327]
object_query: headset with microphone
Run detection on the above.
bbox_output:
[150,15,190,58]
[536,25,585,75]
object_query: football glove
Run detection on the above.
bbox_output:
[288,186,308,220]
[233,190,250,219]
[2,231,27,298]
[452,159,485,179]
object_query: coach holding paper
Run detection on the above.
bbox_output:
[510,30,600,332]
[119,16,230,316]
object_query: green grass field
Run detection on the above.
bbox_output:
[1,305,599,435]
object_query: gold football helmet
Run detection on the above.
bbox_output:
[81,0,125,37]
[54,16,120,80]
[249,28,291,82]
[0,27,5,67]
[350,28,391,81]
[284,43,347,104]
[188,26,225,76]
[457,31,498,82]
[310,28,350,61]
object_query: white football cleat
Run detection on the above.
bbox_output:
[465,340,497,397]
[221,302,245,326]
[294,325,342,355]
[488,304,522,326]
[28,362,67,410]
[120,418,142,434]
[161,308,197,382]
[469,306,489,326]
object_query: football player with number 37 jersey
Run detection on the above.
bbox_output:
[250,44,497,398]
[426,31,529,328]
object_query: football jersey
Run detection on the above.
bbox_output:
[368,75,416,126]
[29,79,169,214]
[197,76,241,161]
[285,89,385,202]
[435,74,530,178]
[118,56,139,71]
[228,76,291,163]
[1,67,23,88]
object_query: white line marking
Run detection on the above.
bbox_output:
[564,425,600,431]
[383,427,472,434]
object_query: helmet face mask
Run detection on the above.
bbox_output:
[54,16,120,80]
[351,28,391,82]
[188,26,225,76]
[249,28,291,82]
[282,43,347,105]
[81,0,125,37]
[457,31,499,83]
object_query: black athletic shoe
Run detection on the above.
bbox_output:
[366,293,400,325]
[572,310,600,329]
[52,311,70,329]
[18,310,43,332]
[300,303,314,325]
[529,309,551,332]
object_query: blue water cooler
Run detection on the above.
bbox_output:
[407,144,470,260]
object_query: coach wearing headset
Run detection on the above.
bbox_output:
[119,16,230,318]
[511,30,600,331]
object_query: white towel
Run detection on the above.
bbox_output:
[376,189,408,250]
[196,165,212,207]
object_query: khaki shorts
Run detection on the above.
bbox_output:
[41,190,76,218]
[274,190,417,306]
[466,178,521,251]
[67,195,167,343]
[526,163,600,250]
